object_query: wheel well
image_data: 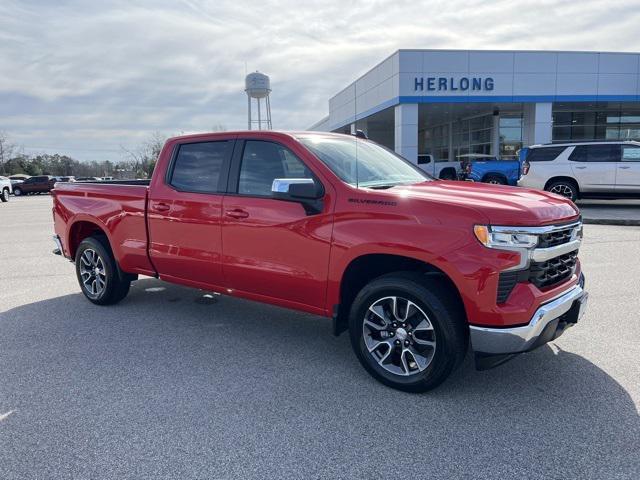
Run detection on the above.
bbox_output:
[68,221,108,259]
[334,254,465,335]
[482,172,507,182]
[544,176,579,192]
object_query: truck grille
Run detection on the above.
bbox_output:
[537,227,575,248]
[529,250,578,289]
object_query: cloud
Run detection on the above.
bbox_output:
[0,0,639,160]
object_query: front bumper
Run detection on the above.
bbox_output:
[470,277,588,356]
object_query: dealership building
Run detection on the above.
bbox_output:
[310,49,640,162]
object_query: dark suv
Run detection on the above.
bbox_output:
[12,175,56,196]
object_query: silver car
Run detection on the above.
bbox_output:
[518,140,640,201]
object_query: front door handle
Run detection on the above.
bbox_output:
[575,166,587,169]
[152,202,170,212]
[619,165,631,169]
[225,209,249,219]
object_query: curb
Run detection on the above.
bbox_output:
[582,218,640,226]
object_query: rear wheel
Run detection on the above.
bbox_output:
[484,174,507,185]
[546,179,578,202]
[13,187,22,196]
[348,272,467,392]
[75,236,131,305]
[1,188,9,202]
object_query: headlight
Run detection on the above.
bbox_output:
[473,225,538,249]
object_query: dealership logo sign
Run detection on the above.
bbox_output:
[414,77,494,92]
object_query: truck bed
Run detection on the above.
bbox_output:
[52,181,155,276]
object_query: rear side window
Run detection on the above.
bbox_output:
[526,147,566,162]
[238,140,313,196]
[622,145,640,161]
[169,141,232,193]
[569,144,621,162]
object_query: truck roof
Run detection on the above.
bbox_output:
[166,130,348,143]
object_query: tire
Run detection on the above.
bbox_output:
[1,188,9,202]
[348,272,468,393]
[75,236,131,305]
[13,187,22,196]
[546,179,578,202]
[483,174,507,185]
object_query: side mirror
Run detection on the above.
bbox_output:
[271,178,324,214]
[272,178,322,199]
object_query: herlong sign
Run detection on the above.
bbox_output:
[414,77,494,92]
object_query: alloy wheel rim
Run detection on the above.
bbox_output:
[362,296,436,377]
[79,248,106,297]
[550,184,573,198]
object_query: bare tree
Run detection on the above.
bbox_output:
[0,131,15,175]
[120,132,168,178]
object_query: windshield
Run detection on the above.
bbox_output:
[298,135,430,188]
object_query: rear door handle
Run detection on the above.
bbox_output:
[225,209,249,219]
[152,202,170,212]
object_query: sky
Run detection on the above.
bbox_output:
[1,0,639,162]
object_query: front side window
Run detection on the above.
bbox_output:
[569,144,621,162]
[622,145,640,161]
[169,141,232,193]
[238,141,313,196]
[298,135,429,188]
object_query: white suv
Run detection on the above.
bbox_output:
[0,176,12,202]
[518,141,640,201]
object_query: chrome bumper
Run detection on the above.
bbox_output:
[53,235,63,256]
[469,283,588,355]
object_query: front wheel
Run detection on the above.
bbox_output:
[1,188,9,202]
[13,187,22,196]
[546,179,578,202]
[75,236,131,305]
[349,272,467,392]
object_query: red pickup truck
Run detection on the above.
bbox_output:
[52,131,588,392]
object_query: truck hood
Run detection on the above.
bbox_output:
[395,181,580,226]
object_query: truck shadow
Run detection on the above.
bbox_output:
[1,277,638,477]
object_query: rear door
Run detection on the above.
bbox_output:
[569,144,619,192]
[221,139,332,311]
[147,137,235,289]
[616,144,640,193]
[23,176,45,193]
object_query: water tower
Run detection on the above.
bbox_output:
[245,71,272,130]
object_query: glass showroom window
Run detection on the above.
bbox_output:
[449,115,492,158]
[552,103,640,142]
[422,124,450,162]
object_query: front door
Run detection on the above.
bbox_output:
[221,139,332,311]
[616,144,640,193]
[147,138,234,289]
[569,144,619,192]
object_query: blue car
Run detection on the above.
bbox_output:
[458,154,523,186]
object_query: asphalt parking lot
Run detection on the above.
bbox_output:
[1,195,639,479]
